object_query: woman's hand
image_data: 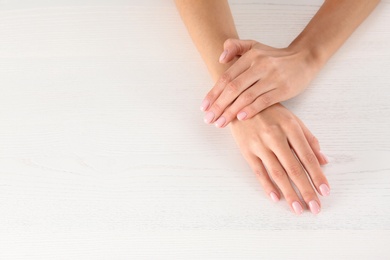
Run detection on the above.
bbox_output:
[201,39,320,128]
[230,103,330,215]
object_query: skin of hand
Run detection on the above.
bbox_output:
[201,0,380,128]
[202,39,319,127]
[230,103,330,214]
[175,0,329,214]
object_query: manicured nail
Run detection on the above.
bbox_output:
[200,99,210,111]
[237,111,247,121]
[204,111,215,124]
[292,201,303,215]
[219,50,228,62]
[309,200,321,215]
[214,116,226,128]
[269,192,279,203]
[319,184,330,197]
[320,151,329,164]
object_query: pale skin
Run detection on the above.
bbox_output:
[201,0,380,128]
[175,0,378,214]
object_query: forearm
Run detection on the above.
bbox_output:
[174,0,239,81]
[289,0,380,69]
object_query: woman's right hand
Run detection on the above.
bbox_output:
[229,103,330,215]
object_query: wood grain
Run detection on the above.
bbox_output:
[1,0,389,259]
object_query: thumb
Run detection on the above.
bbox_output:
[219,39,255,63]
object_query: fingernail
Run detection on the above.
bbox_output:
[292,201,303,215]
[319,184,330,196]
[269,192,279,202]
[309,200,321,215]
[214,116,226,128]
[237,111,247,121]
[219,50,228,62]
[204,111,215,124]
[320,151,329,164]
[200,99,210,111]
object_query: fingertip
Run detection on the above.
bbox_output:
[214,116,226,128]
[269,192,279,203]
[219,50,228,63]
[319,184,330,197]
[319,151,329,164]
[237,111,247,121]
[200,99,210,112]
[292,201,304,215]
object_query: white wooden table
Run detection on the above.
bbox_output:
[1,0,389,259]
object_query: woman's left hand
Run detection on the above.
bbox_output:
[201,39,321,128]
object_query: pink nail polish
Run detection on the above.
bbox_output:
[214,117,226,128]
[204,111,215,124]
[219,50,228,62]
[237,111,247,121]
[319,184,330,196]
[292,201,303,215]
[309,200,321,215]
[200,99,210,111]
[269,192,279,202]
[320,151,329,164]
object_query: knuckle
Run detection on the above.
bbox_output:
[226,80,240,93]
[252,48,263,57]
[259,94,272,107]
[254,168,267,179]
[287,164,303,178]
[264,124,283,137]
[219,73,231,85]
[270,168,285,181]
[241,91,257,104]
[284,117,299,131]
[303,152,317,165]
[205,93,215,102]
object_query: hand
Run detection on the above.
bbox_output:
[201,39,320,128]
[229,103,330,215]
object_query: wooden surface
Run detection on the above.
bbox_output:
[1,0,389,259]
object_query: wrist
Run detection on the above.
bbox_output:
[287,41,327,73]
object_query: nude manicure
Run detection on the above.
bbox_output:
[319,184,330,196]
[269,192,279,202]
[204,111,215,124]
[214,117,226,128]
[309,200,321,215]
[237,111,247,121]
[292,201,303,215]
[200,99,210,111]
[219,50,228,62]
[320,151,329,164]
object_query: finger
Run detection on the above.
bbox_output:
[214,81,275,128]
[294,115,329,165]
[270,135,322,215]
[211,69,264,127]
[220,39,256,63]
[237,89,282,120]
[201,54,251,114]
[286,122,331,198]
[258,149,304,215]
[243,152,280,202]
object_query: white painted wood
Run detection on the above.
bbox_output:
[0,0,389,259]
